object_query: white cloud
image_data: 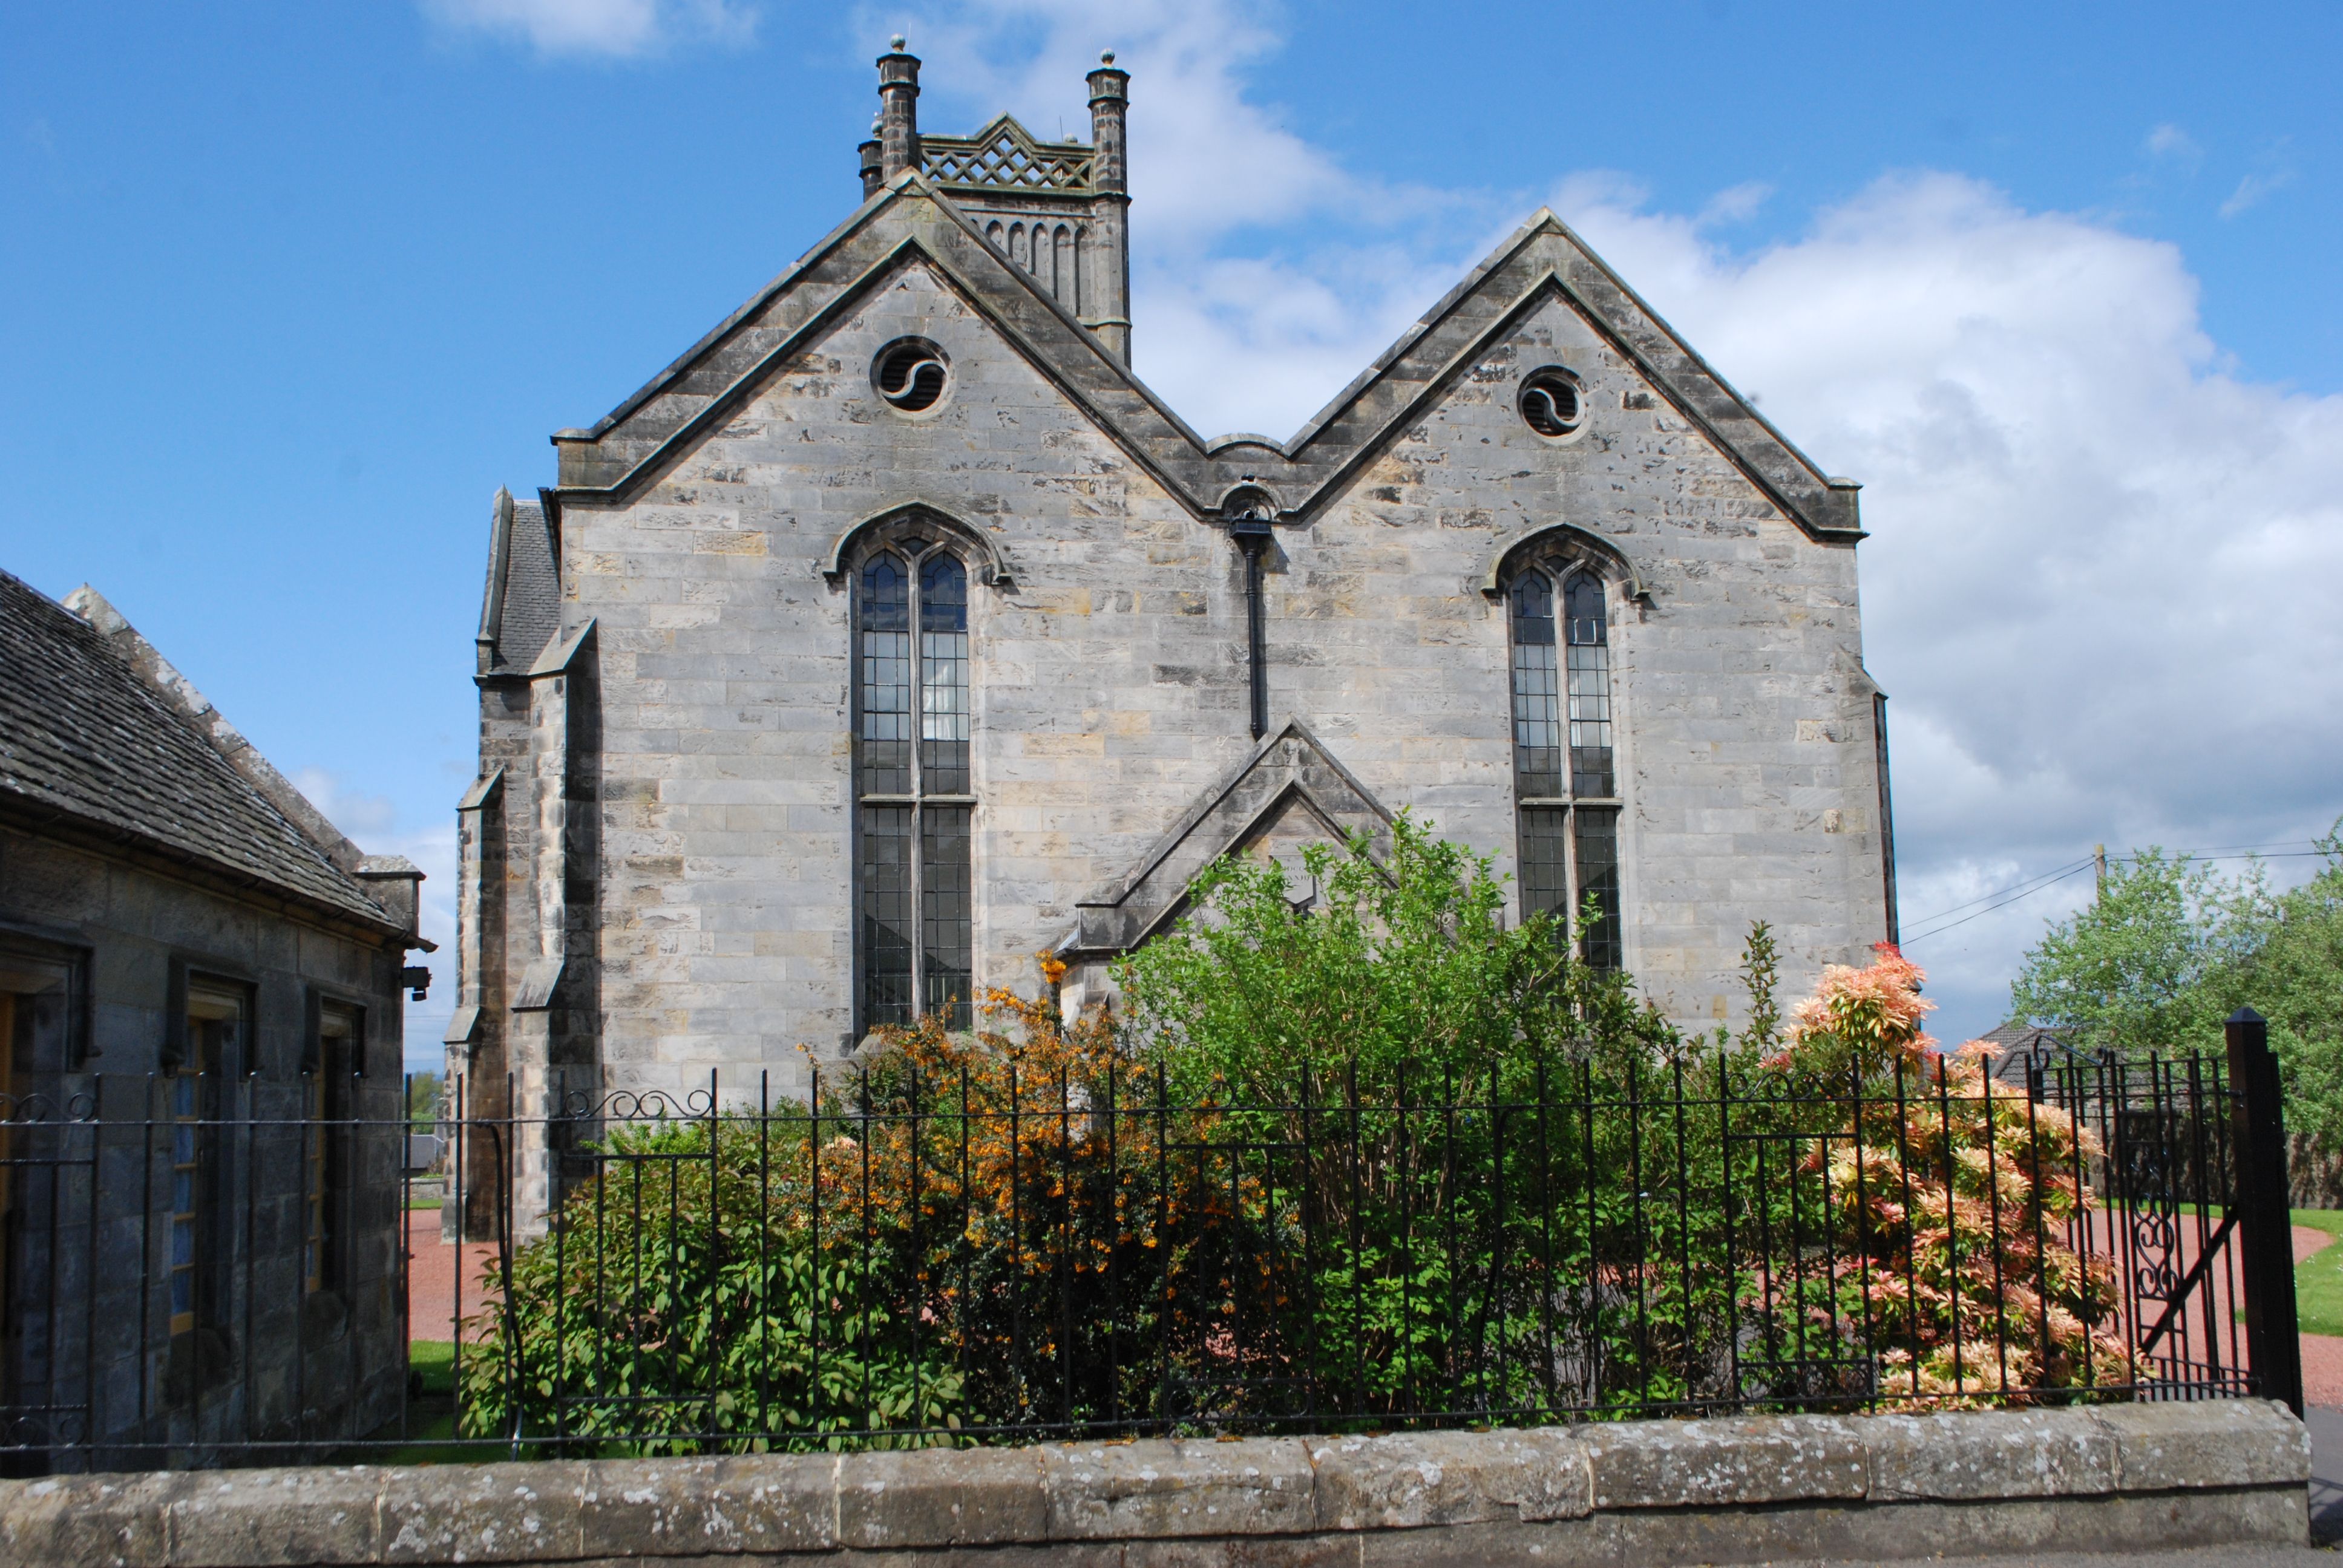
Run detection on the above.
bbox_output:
[2145,123,2201,166]
[1549,172,2343,1038]
[292,768,459,1071]
[879,1,1487,436]
[1698,180,1774,227]
[893,4,2343,1042]
[2220,168,2293,218]
[422,0,756,57]
[290,766,400,837]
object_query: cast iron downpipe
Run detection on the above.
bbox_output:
[1230,513,1274,740]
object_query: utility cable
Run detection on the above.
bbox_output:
[1897,840,2333,948]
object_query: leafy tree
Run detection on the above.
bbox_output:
[2210,829,2343,1156]
[2008,849,2252,1056]
[2009,826,2343,1155]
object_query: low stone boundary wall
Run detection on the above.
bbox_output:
[1,1401,2309,1568]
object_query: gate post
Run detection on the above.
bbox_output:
[2226,1006,2302,1416]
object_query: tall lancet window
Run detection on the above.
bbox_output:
[1509,566,1623,967]
[857,545,974,1030]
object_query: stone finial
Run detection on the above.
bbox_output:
[876,38,922,180]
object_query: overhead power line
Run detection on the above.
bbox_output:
[1901,861,2096,947]
[1896,839,2333,949]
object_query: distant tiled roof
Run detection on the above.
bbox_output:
[480,495,559,677]
[1978,1021,2076,1087]
[0,569,399,930]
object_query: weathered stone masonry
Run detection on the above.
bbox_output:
[451,46,1896,1215]
[0,1401,2311,1566]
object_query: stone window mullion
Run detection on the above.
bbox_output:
[856,540,975,1034]
[1509,563,1624,968]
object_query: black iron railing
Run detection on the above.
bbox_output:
[0,1016,2302,1473]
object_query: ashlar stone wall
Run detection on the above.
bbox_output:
[539,252,1889,1108]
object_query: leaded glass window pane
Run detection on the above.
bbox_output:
[1509,572,1562,797]
[1518,807,1570,922]
[1565,574,1613,798]
[920,554,970,795]
[859,555,913,796]
[860,804,914,1028]
[856,542,978,1033]
[1509,564,1627,967]
[1573,807,1622,969]
[921,805,973,1027]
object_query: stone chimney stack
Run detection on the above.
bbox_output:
[1085,50,1133,363]
[877,37,921,181]
[858,114,884,199]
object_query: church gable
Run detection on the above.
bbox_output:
[549,201,1861,549]
[536,47,1860,550]
[632,256,1167,573]
[1068,722,1395,956]
[1319,291,1803,580]
[454,42,1897,1117]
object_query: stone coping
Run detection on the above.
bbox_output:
[0,1401,2309,1567]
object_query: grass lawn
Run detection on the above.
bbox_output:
[2293,1209,2343,1336]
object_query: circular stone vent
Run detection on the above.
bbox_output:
[1519,369,1584,437]
[874,339,949,413]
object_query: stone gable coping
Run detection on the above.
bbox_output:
[537,178,1865,546]
[0,1403,2307,1567]
[1065,719,1395,957]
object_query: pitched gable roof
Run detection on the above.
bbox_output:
[0,570,401,932]
[542,175,1862,543]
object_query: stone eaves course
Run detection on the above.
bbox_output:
[0,569,399,933]
[0,1402,2307,1567]
[540,172,1863,543]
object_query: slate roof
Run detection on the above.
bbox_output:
[0,569,400,930]
[479,494,560,677]
[1978,1021,2079,1089]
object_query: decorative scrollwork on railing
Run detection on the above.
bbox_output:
[2116,1104,2186,1301]
[555,1085,717,1123]
[0,1089,98,1125]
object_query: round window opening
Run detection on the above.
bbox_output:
[1519,368,1584,438]
[874,339,950,414]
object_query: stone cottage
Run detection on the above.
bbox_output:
[0,569,427,1469]
[451,44,1896,1156]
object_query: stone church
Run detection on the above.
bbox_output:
[450,43,1897,1136]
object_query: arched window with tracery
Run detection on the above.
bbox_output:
[1508,564,1622,967]
[856,541,974,1030]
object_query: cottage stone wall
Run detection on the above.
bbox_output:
[531,257,1888,1108]
[0,823,410,1463]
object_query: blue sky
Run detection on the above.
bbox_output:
[4,1,2339,1068]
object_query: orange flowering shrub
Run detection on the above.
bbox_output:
[1776,947,2132,1405]
[1775,941,1936,1074]
[855,959,1288,1428]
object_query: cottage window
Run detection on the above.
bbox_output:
[304,1005,359,1296]
[856,545,975,1031]
[1509,566,1623,967]
[169,980,242,1338]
